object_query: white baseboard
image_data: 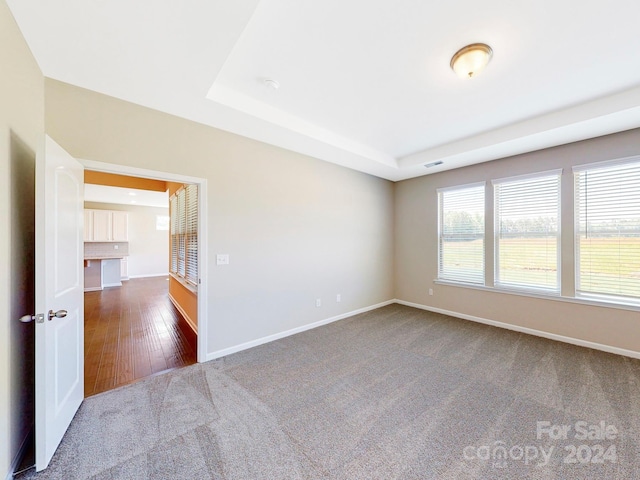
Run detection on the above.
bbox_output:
[128,273,169,279]
[102,281,122,288]
[395,299,640,360]
[83,286,102,292]
[205,300,395,362]
[168,293,197,334]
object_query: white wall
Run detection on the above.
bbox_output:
[84,202,169,278]
[46,79,396,359]
[0,1,43,476]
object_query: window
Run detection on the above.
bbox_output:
[170,184,198,286]
[156,215,170,231]
[574,158,640,303]
[438,183,485,284]
[493,171,561,293]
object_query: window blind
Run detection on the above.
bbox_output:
[169,184,198,286]
[170,195,178,273]
[185,184,198,285]
[438,183,485,284]
[494,171,560,293]
[574,158,640,302]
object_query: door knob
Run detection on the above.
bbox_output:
[19,313,45,323]
[48,309,68,321]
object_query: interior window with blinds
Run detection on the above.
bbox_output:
[493,171,561,293]
[438,183,485,284]
[574,158,640,303]
[170,184,198,286]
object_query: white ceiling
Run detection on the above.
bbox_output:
[7,0,640,181]
[85,184,168,209]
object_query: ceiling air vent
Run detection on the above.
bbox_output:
[424,161,443,168]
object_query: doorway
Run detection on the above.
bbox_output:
[84,276,196,396]
[81,164,208,395]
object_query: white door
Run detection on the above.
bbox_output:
[35,135,85,471]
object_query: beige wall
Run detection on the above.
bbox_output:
[0,0,44,476]
[84,202,170,278]
[395,128,640,353]
[45,79,395,356]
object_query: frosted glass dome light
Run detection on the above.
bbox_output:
[450,43,493,79]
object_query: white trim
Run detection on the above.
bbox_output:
[395,299,640,360]
[434,279,640,312]
[196,180,208,363]
[205,300,395,361]
[79,159,208,363]
[491,168,563,185]
[572,154,640,172]
[83,286,102,292]
[127,273,169,279]
[436,181,486,193]
[102,282,122,288]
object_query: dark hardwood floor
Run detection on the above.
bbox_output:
[84,276,196,397]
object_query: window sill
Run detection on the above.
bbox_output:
[433,279,640,313]
[170,273,198,294]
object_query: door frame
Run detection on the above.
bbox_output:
[80,159,209,363]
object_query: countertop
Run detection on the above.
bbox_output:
[84,255,127,260]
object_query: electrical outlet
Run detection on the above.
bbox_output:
[336,294,341,302]
[316,298,322,307]
[114,244,119,250]
[216,254,230,265]
[429,288,434,296]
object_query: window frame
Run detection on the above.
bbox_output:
[573,155,640,306]
[434,161,640,312]
[492,169,562,295]
[170,184,198,287]
[437,182,486,285]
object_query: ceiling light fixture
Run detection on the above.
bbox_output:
[450,43,493,79]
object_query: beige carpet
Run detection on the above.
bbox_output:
[19,304,640,479]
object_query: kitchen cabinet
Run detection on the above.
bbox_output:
[120,257,129,280]
[92,210,112,241]
[112,211,128,241]
[84,258,124,291]
[83,210,93,241]
[84,209,128,242]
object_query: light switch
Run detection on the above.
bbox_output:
[216,254,230,265]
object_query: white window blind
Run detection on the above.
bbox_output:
[185,184,198,285]
[574,158,640,303]
[494,171,560,293]
[170,196,178,273]
[438,183,485,284]
[170,184,198,286]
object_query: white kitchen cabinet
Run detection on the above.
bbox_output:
[120,257,129,280]
[112,211,129,241]
[84,209,129,242]
[83,210,93,241]
[92,210,112,241]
